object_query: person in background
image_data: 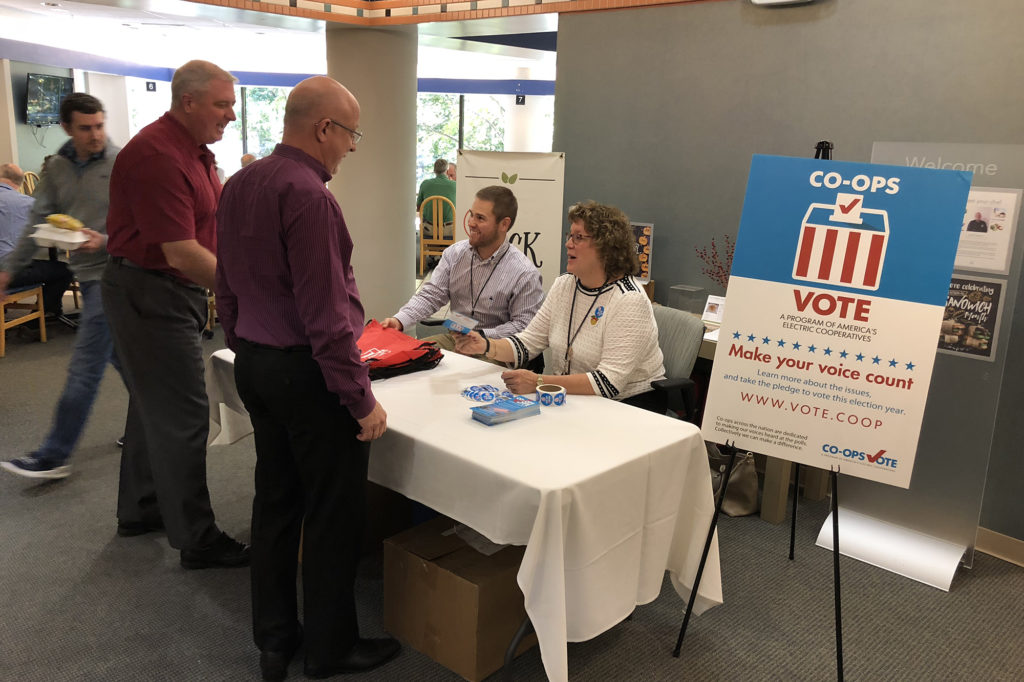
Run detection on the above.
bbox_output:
[454,200,667,412]
[0,162,73,316]
[0,94,124,480]
[446,161,456,181]
[383,185,543,359]
[416,157,456,239]
[216,75,399,681]
[102,59,248,569]
[0,164,34,260]
[240,153,256,168]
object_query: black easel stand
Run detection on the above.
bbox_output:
[813,137,845,679]
[673,440,738,657]
[830,466,844,681]
[675,139,844,672]
[789,463,801,560]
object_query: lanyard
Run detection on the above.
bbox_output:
[468,245,511,317]
[564,277,608,374]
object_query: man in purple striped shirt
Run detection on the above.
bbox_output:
[215,76,397,681]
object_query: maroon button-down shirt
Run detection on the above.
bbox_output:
[215,144,375,420]
[106,113,220,281]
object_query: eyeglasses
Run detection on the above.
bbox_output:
[565,231,593,244]
[327,119,363,144]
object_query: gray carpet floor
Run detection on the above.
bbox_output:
[2,316,1023,681]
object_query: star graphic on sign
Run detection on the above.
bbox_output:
[823,347,833,356]
[807,344,817,353]
[839,350,849,359]
[733,331,741,340]
[905,361,915,370]
[855,353,865,361]
[792,341,802,351]
[777,339,787,348]
[888,358,898,367]
[747,333,756,342]
[762,336,771,345]
[872,356,881,364]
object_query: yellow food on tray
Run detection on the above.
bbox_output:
[46,214,84,231]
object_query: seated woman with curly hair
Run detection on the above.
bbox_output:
[454,200,667,413]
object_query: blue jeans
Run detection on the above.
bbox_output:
[36,280,123,464]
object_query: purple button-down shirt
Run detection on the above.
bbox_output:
[215,144,375,420]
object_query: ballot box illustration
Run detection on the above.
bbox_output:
[793,193,889,291]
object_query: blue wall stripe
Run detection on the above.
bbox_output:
[417,78,555,95]
[1,38,555,94]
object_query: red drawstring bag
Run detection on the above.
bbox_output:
[357,319,443,380]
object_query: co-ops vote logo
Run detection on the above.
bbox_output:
[821,443,898,469]
[793,169,902,293]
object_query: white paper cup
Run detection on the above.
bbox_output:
[536,384,567,407]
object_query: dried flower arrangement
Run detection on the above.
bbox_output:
[695,234,735,289]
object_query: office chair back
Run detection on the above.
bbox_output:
[653,306,704,380]
[651,305,705,423]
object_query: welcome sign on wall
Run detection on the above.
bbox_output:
[702,155,971,488]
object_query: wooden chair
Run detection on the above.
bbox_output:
[418,195,456,276]
[204,290,217,339]
[1,285,47,358]
[21,171,40,196]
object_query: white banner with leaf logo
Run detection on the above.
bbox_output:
[456,150,565,293]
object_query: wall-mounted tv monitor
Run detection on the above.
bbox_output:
[26,73,74,126]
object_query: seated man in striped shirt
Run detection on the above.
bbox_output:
[383,185,543,362]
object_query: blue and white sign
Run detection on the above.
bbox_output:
[702,155,971,487]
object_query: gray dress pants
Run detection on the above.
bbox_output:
[101,259,220,550]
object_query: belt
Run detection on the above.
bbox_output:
[238,338,312,353]
[109,256,206,294]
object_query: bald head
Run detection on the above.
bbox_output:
[0,163,24,189]
[284,77,358,130]
[282,76,361,176]
[240,153,256,167]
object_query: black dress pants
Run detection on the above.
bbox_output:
[10,258,74,315]
[234,339,369,663]
[101,260,219,550]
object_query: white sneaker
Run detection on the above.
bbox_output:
[1,455,72,479]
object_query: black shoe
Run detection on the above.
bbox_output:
[116,519,165,537]
[260,627,303,681]
[304,637,401,678]
[180,531,250,570]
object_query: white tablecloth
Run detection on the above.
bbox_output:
[205,349,723,682]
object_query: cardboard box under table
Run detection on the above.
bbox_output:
[384,517,536,681]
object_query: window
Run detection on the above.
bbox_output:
[415,93,506,185]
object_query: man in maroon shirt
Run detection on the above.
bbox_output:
[102,60,248,569]
[215,76,395,680]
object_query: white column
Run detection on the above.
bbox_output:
[0,60,18,164]
[504,67,553,153]
[84,72,131,148]
[326,25,418,321]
